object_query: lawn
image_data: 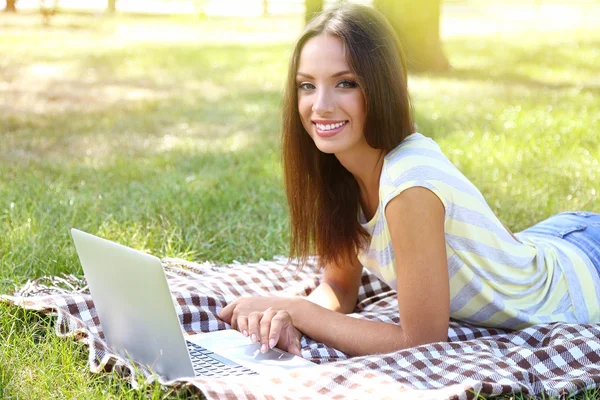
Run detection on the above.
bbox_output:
[1,6,599,399]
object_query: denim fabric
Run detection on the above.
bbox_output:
[520,211,600,276]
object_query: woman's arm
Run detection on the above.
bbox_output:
[382,186,450,349]
[218,256,361,321]
[305,255,363,313]
[218,256,363,353]
[257,186,450,356]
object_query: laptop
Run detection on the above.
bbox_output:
[70,228,315,380]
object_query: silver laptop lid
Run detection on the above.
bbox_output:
[71,228,195,380]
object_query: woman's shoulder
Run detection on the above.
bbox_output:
[383,133,450,177]
[379,132,474,207]
[384,133,444,161]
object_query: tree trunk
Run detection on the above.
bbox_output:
[107,0,116,14]
[195,0,207,19]
[40,0,59,26]
[305,0,323,24]
[4,0,18,12]
[373,0,450,72]
[263,0,268,16]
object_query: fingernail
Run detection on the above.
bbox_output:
[242,330,248,337]
[269,338,276,349]
[251,334,257,343]
[261,343,268,354]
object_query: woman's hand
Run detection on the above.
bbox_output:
[219,296,291,329]
[219,297,302,355]
[249,308,302,355]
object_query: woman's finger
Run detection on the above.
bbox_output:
[247,311,262,344]
[259,307,278,353]
[218,300,237,322]
[236,315,249,337]
[293,335,302,356]
[267,310,289,350]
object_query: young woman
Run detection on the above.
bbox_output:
[219,3,600,357]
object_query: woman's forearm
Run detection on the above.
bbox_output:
[288,297,417,356]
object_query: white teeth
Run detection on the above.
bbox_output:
[316,121,346,131]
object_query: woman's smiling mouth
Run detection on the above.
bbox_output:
[313,120,348,137]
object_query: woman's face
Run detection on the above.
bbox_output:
[296,34,368,157]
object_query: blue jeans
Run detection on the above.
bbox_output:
[519,211,600,276]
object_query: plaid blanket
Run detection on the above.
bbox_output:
[3,257,600,399]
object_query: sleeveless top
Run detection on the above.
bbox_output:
[357,133,600,329]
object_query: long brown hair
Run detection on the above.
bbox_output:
[282,3,415,269]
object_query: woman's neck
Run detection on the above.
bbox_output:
[336,146,386,220]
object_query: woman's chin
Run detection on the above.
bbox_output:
[313,142,341,155]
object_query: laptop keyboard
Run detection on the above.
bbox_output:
[186,341,258,378]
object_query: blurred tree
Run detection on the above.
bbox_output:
[305,0,323,24]
[4,0,18,12]
[107,0,116,13]
[263,0,268,16]
[40,0,59,26]
[195,0,207,18]
[373,0,450,72]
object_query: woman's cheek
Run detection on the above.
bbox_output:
[297,99,312,133]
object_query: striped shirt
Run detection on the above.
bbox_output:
[357,133,600,329]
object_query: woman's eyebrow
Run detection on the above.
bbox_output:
[331,70,352,77]
[296,70,353,79]
[296,72,314,79]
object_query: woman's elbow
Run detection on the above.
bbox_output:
[402,323,449,349]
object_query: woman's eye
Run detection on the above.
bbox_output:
[337,80,359,89]
[297,82,315,90]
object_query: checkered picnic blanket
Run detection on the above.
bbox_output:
[3,257,600,399]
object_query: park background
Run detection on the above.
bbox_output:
[1,0,599,398]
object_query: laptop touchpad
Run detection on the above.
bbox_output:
[218,343,314,373]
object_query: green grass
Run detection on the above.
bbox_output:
[1,9,599,400]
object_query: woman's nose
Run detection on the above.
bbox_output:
[312,88,334,115]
